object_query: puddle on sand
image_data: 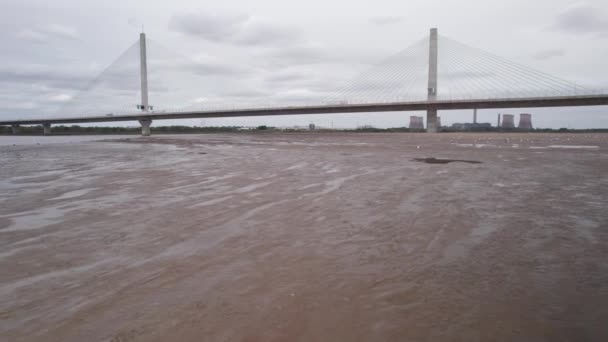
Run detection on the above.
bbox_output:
[0,206,67,232]
[547,145,599,150]
[48,188,98,201]
[452,143,497,148]
[413,157,482,164]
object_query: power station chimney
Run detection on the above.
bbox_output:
[501,114,515,128]
[518,113,533,130]
[473,109,477,124]
[497,113,501,128]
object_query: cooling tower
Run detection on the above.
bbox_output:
[409,116,424,129]
[518,113,533,130]
[409,116,417,128]
[501,114,515,128]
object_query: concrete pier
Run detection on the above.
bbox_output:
[11,124,20,135]
[43,123,51,135]
[139,119,152,136]
[426,28,438,133]
[426,109,438,133]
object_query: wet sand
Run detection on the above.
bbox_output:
[1,133,607,341]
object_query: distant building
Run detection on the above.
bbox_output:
[309,123,316,130]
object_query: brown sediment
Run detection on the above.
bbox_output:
[1,132,607,341]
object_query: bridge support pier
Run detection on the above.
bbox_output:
[11,124,20,135]
[42,123,51,135]
[426,28,438,133]
[426,109,438,133]
[139,119,152,136]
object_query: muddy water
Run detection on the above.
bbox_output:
[1,133,607,341]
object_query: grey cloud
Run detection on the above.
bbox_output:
[16,24,79,43]
[186,63,253,77]
[0,60,148,117]
[262,45,334,66]
[442,71,495,79]
[48,94,72,102]
[169,12,301,47]
[260,43,394,70]
[46,24,79,39]
[304,78,350,93]
[0,66,90,90]
[234,24,300,46]
[16,29,47,43]
[265,72,312,85]
[220,89,271,98]
[534,48,566,60]
[168,12,250,43]
[369,16,406,26]
[272,90,327,104]
[263,72,353,97]
[553,4,608,34]
[150,57,254,77]
[344,79,399,92]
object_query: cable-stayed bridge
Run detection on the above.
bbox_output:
[1,28,607,135]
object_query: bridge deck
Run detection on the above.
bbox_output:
[1,94,608,126]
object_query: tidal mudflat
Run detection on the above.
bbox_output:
[1,133,607,341]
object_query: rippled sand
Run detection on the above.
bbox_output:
[1,133,607,341]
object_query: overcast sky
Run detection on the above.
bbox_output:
[1,0,608,128]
